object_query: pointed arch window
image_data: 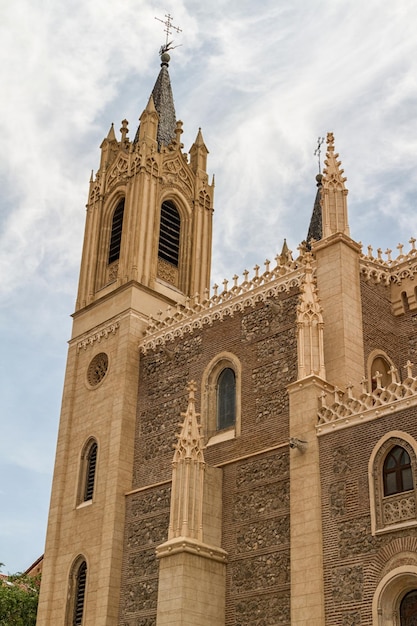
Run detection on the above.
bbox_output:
[383,445,413,496]
[84,442,98,501]
[77,439,98,505]
[369,434,417,535]
[158,200,180,267]
[217,368,236,431]
[108,199,125,264]
[73,560,87,626]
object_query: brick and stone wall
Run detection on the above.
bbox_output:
[119,290,298,625]
[319,408,417,625]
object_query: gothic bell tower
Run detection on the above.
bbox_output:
[36,47,214,626]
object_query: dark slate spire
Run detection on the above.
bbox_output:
[306,174,323,245]
[134,52,176,149]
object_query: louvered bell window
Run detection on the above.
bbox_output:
[158,201,180,267]
[84,442,97,502]
[73,561,87,626]
[108,199,125,264]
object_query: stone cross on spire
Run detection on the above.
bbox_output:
[314,136,325,174]
[155,13,182,55]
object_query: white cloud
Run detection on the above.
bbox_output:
[1,0,417,571]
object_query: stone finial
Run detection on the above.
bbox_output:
[321,132,350,238]
[169,381,205,540]
[296,262,326,380]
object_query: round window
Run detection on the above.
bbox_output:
[87,353,109,387]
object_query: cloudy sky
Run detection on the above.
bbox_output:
[1,0,417,573]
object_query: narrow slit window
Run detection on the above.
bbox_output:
[217,368,236,430]
[73,560,87,626]
[108,199,125,264]
[84,442,97,502]
[158,200,180,267]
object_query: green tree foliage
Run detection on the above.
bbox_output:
[0,565,40,626]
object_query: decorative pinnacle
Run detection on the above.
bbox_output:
[314,136,325,174]
[155,13,182,56]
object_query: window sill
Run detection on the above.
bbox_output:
[76,499,93,510]
[375,519,417,535]
[207,428,235,446]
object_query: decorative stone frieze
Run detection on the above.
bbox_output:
[141,251,309,353]
[360,237,417,286]
[77,321,120,350]
[157,257,179,286]
[317,362,417,434]
[162,155,193,198]
[383,493,416,525]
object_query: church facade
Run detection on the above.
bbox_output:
[36,51,417,626]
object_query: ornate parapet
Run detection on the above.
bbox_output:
[360,239,417,286]
[317,362,417,435]
[141,248,310,352]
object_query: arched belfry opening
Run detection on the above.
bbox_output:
[108,198,125,265]
[158,200,180,267]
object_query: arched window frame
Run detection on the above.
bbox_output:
[373,566,417,626]
[367,350,396,392]
[66,556,88,626]
[155,194,191,293]
[201,352,241,446]
[369,432,417,535]
[77,438,98,507]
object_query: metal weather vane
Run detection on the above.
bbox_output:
[314,136,325,174]
[155,13,182,55]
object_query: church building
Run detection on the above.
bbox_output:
[36,44,417,626]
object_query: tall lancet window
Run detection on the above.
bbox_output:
[84,441,98,502]
[158,200,180,267]
[73,560,87,626]
[108,199,125,264]
[217,368,236,430]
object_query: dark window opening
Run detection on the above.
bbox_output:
[383,445,413,496]
[108,199,125,264]
[400,589,417,625]
[73,561,87,626]
[84,442,97,502]
[217,368,236,430]
[158,200,180,267]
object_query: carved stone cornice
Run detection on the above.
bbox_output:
[317,363,417,435]
[140,252,310,353]
[360,239,417,286]
[77,321,120,351]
